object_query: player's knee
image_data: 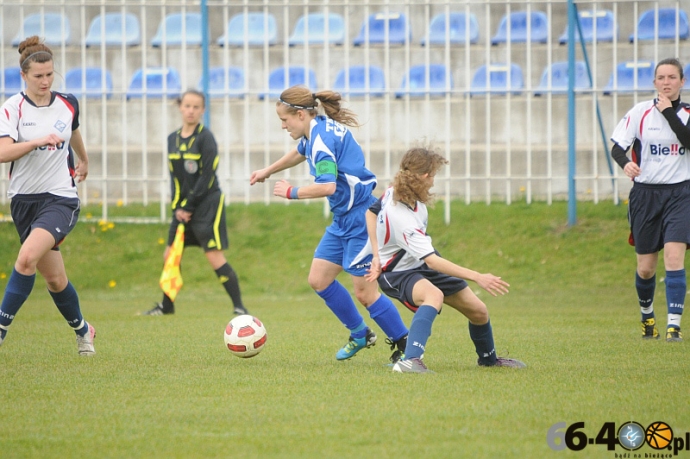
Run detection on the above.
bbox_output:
[467,303,489,324]
[308,273,329,292]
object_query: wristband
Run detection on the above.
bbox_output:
[286,187,292,199]
[289,186,300,199]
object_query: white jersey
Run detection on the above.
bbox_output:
[0,92,80,198]
[375,187,435,272]
[610,99,690,184]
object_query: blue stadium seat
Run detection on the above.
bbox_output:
[259,67,317,100]
[629,8,689,42]
[202,67,245,98]
[126,67,182,99]
[685,64,690,89]
[421,12,479,46]
[2,67,23,98]
[353,13,411,46]
[491,11,548,45]
[558,10,616,44]
[12,13,70,46]
[65,67,113,99]
[396,64,452,98]
[217,12,277,47]
[535,61,591,96]
[470,63,524,95]
[603,61,655,95]
[85,12,141,47]
[333,65,385,97]
[151,12,204,47]
[289,13,345,46]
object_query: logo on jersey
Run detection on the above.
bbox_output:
[650,143,686,156]
[54,120,67,133]
[22,121,37,126]
[184,160,198,174]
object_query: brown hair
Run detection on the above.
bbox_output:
[277,85,359,127]
[655,58,685,80]
[18,35,53,73]
[392,146,448,206]
[177,89,206,108]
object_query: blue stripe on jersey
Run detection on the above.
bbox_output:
[297,116,376,215]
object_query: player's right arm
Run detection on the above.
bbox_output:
[364,207,382,282]
[423,253,510,297]
[250,148,306,185]
[0,133,64,163]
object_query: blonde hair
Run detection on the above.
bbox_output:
[277,85,359,128]
[18,35,53,73]
[392,147,448,206]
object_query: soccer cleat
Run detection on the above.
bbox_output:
[335,328,377,360]
[478,356,527,368]
[392,357,433,373]
[666,327,683,342]
[76,322,96,356]
[143,302,173,316]
[386,335,407,364]
[641,318,660,339]
[233,305,249,315]
[0,329,5,346]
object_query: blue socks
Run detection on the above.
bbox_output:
[367,294,408,341]
[665,269,685,330]
[636,272,656,321]
[404,305,437,359]
[469,320,497,365]
[49,281,88,336]
[0,269,36,334]
[317,280,367,338]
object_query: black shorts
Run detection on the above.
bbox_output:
[11,193,80,249]
[378,265,468,312]
[168,191,228,252]
[628,180,690,254]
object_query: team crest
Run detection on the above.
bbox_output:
[54,120,67,132]
[184,160,198,174]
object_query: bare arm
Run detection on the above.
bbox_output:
[250,148,306,185]
[0,134,64,163]
[70,128,89,182]
[424,253,510,296]
[273,180,335,199]
[364,209,382,282]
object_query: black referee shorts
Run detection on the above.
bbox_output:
[628,180,690,254]
[168,191,228,252]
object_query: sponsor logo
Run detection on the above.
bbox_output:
[649,144,686,156]
[22,121,37,126]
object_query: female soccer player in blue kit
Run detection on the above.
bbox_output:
[611,58,689,342]
[366,147,525,373]
[0,36,95,355]
[249,86,409,362]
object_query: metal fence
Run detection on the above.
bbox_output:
[0,0,688,222]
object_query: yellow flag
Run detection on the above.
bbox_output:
[159,223,184,301]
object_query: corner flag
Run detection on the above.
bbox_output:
[159,223,184,301]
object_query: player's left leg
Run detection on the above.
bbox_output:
[663,242,685,342]
[445,288,525,368]
[205,249,247,315]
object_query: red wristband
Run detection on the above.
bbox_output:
[286,186,292,199]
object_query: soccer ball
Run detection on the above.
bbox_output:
[224,314,267,358]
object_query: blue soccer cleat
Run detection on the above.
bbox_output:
[336,328,376,360]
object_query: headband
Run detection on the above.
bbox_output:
[21,50,52,68]
[279,97,317,110]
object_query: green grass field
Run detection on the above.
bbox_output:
[0,201,689,458]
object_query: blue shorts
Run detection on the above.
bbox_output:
[378,265,468,312]
[628,180,690,254]
[313,198,376,276]
[11,193,80,249]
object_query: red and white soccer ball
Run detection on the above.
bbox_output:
[224,314,267,358]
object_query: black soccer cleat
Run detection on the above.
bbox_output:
[386,335,408,364]
[142,302,174,316]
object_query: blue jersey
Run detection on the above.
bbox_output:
[296,116,377,217]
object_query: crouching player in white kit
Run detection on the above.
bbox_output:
[366,147,525,373]
[0,36,95,355]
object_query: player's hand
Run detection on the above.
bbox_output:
[36,133,64,148]
[475,273,510,297]
[250,168,271,185]
[365,257,382,282]
[655,93,672,112]
[74,160,89,183]
[623,162,641,178]
[273,179,292,199]
[175,209,192,223]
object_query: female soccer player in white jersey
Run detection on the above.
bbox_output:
[143,90,248,317]
[0,36,95,355]
[611,58,690,343]
[365,147,525,373]
[249,86,409,362]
